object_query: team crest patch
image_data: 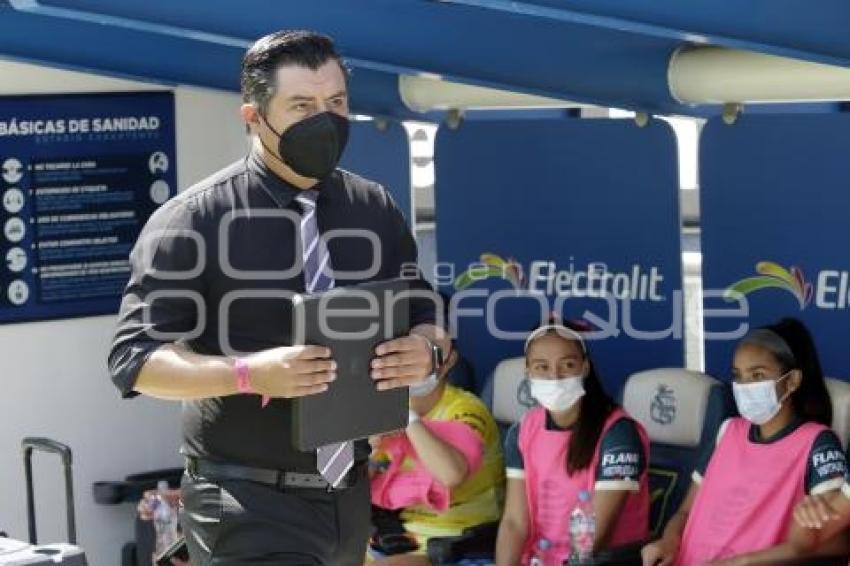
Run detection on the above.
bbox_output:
[650,384,676,425]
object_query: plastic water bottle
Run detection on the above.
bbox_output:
[568,490,595,565]
[152,480,180,556]
[529,538,550,566]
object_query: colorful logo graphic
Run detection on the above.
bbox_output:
[724,261,813,310]
[453,253,525,290]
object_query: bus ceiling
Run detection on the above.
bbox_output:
[1,0,849,120]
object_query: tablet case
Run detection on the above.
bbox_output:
[291,278,412,450]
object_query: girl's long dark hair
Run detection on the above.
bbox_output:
[567,353,617,474]
[766,318,832,427]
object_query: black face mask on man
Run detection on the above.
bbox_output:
[259,111,350,180]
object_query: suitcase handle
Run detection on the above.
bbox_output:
[22,438,73,465]
[22,437,76,545]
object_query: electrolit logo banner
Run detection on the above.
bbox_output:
[701,114,850,381]
[725,261,850,311]
[455,253,666,302]
[442,250,681,394]
[435,119,683,393]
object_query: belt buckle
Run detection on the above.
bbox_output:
[280,471,336,491]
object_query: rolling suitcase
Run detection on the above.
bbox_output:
[0,438,87,565]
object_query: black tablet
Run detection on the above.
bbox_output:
[290,278,412,451]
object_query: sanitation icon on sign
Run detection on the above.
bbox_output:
[8,279,29,306]
[4,217,26,243]
[6,247,27,273]
[149,180,171,204]
[2,158,24,184]
[3,188,25,214]
[149,151,169,175]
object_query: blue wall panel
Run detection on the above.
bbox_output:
[435,118,683,393]
[701,114,850,381]
[341,120,411,224]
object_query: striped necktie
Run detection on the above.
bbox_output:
[295,189,354,489]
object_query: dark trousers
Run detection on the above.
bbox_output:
[179,466,370,565]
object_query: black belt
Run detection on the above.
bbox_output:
[186,457,360,491]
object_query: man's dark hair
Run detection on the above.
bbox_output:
[241,30,349,116]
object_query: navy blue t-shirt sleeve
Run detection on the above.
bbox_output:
[693,419,731,484]
[805,430,847,495]
[594,418,646,492]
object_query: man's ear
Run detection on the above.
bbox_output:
[240,103,260,133]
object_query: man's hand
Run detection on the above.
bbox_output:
[371,334,433,391]
[246,345,336,398]
[794,493,841,529]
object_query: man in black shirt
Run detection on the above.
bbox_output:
[108,30,447,565]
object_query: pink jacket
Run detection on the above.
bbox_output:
[371,419,484,512]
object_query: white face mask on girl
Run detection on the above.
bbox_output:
[528,375,586,412]
[732,370,792,425]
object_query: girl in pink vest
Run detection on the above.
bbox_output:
[496,321,650,566]
[642,318,847,566]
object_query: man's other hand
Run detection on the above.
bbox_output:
[370,335,432,391]
[247,345,336,398]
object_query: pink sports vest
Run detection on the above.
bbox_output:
[676,417,826,565]
[518,407,650,566]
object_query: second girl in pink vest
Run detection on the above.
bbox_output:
[496,321,650,566]
[642,318,847,566]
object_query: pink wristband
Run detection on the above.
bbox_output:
[233,358,253,394]
[234,358,270,407]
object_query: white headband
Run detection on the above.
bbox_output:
[524,324,587,354]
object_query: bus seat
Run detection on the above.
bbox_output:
[826,378,850,448]
[621,368,735,537]
[480,357,535,440]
